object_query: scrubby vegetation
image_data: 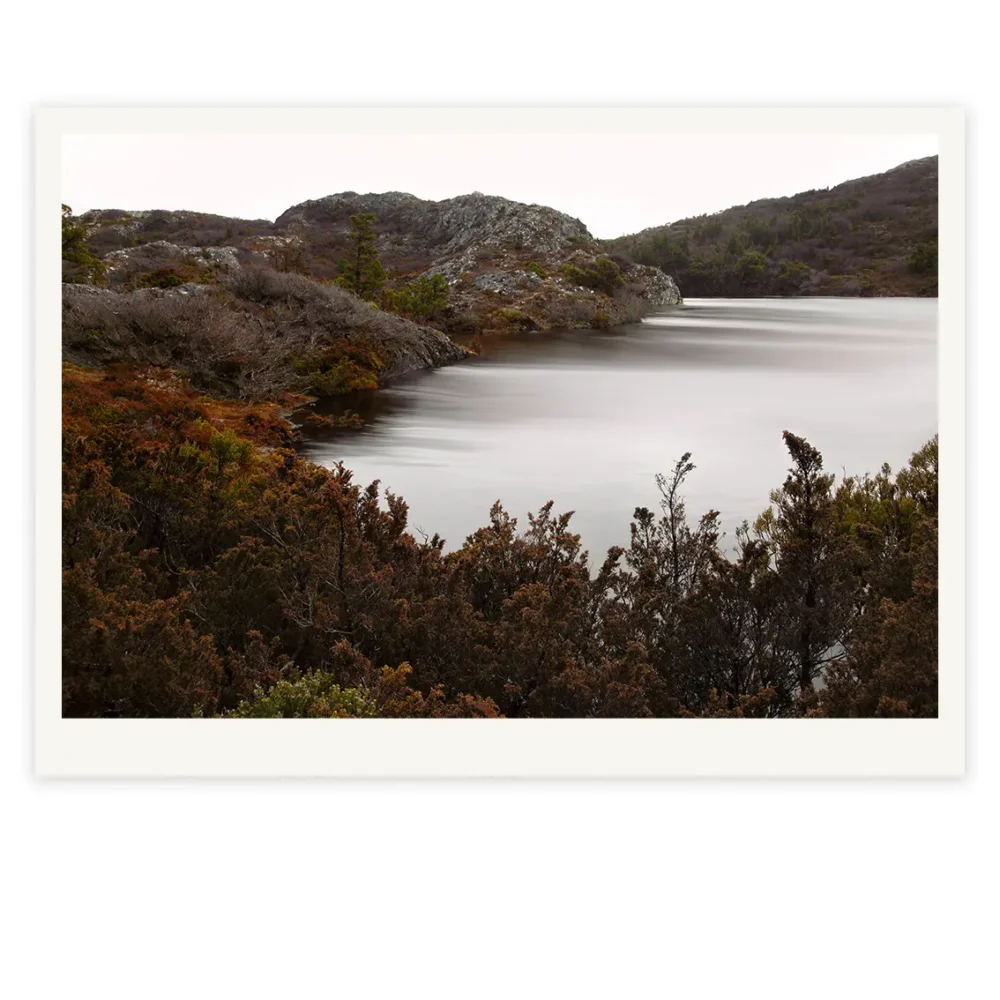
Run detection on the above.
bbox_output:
[62,265,465,402]
[385,272,450,320]
[62,363,938,719]
[59,171,940,721]
[78,207,273,257]
[561,256,626,297]
[604,156,938,296]
[907,239,938,274]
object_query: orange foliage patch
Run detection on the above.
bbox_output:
[63,362,298,449]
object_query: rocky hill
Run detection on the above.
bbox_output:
[73,192,681,336]
[603,156,938,297]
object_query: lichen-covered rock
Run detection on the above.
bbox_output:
[624,263,683,306]
[378,324,470,379]
[102,240,244,285]
[470,269,543,296]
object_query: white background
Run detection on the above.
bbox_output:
[2,3,996,998]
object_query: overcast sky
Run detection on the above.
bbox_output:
[62,132,937,239]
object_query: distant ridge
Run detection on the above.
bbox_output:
[602,156,938,297]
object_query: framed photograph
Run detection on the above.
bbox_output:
[36,106,964,776]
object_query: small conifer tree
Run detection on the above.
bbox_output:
[334,212,386,301]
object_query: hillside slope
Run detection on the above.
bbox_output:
[603,156,938,297]
[73,191,681,336]
[62,269,468,402]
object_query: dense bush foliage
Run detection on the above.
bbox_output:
[907,239,938,274]
[62,205,107,285]
[386,272,450,320]
[561,257,626,296]
[228,670,379,718]
[62,364,938,719]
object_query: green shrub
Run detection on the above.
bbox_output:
[208,429,254,471]
[491,307,534,330]
[907,240,937,274]
[62,204,107,285]
[135,267,187,289]
[776,259,811,293]
[387,272,450,320]
[294,341,384,395]
[560,257,625,296]
[733,249,769,278]
[230,670,378,718]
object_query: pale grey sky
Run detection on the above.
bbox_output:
[62,133,937,239]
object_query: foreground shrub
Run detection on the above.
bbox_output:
[230,671,378,718]
[61,364,939,719]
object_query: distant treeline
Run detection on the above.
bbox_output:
[63,364,937,719]
[604,156,938,297]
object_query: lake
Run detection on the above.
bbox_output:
[297,298,937,561]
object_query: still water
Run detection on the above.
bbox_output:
[298,298,937,560]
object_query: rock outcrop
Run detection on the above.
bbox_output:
[271,190,682,331]
[101,240,244,285]
[77,190,682,334]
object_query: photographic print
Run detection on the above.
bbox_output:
[36,107,965,775]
